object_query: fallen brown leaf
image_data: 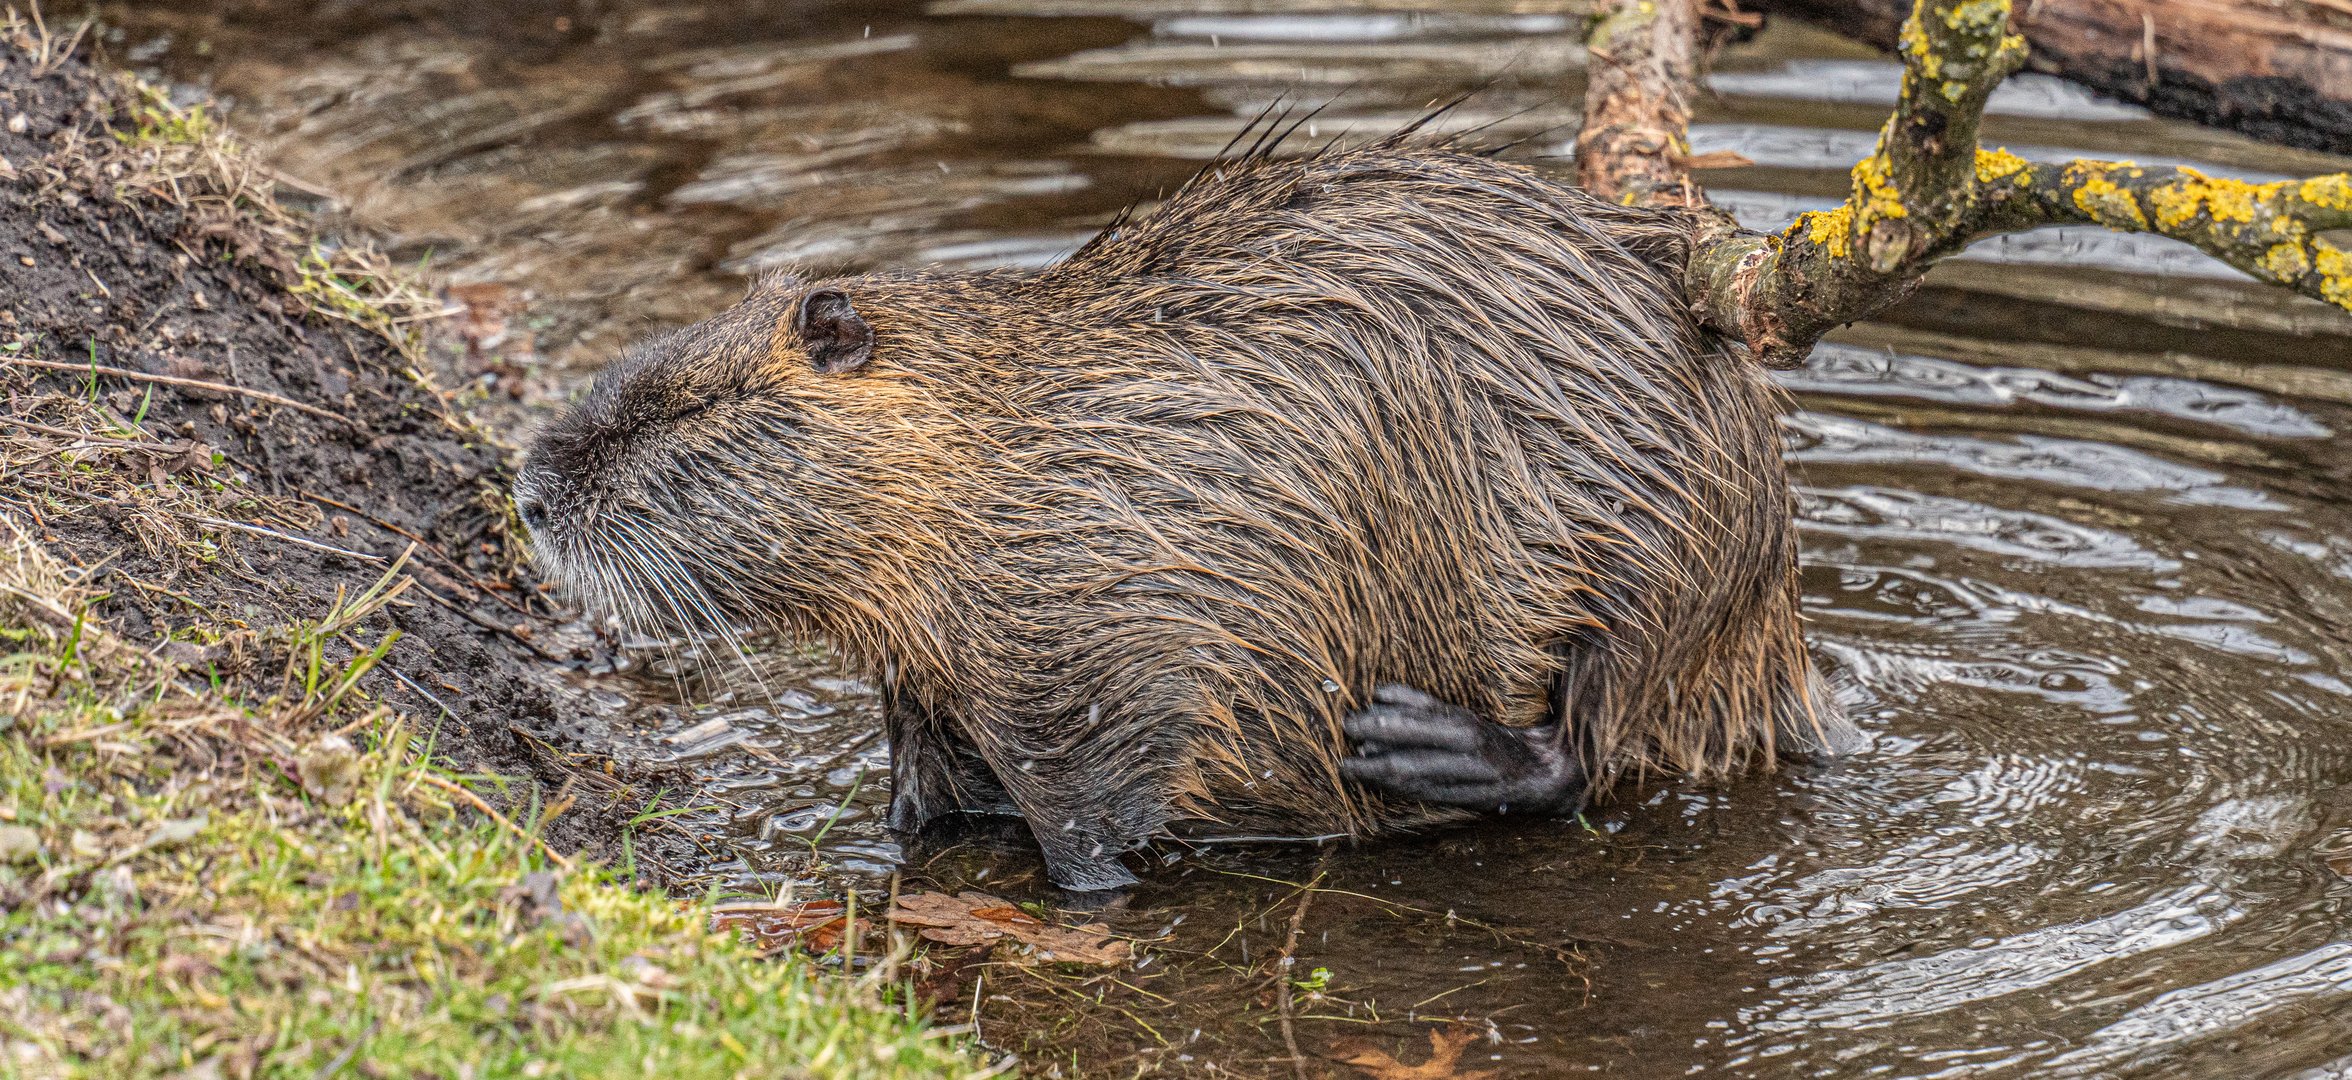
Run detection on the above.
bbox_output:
[710,899,851,954]
[1332,1027,1495,1080]
[445,282,523,351]
[1680,149,1756,170]
[889,890,1131,966]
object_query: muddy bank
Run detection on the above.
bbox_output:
[0,37,657,867]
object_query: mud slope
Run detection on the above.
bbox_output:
[0,42,628,858]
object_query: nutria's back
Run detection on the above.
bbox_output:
[519,140,1838,888]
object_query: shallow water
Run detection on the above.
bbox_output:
[81,1,2352,1076]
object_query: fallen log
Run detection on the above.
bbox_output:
[1749,0,2352,155]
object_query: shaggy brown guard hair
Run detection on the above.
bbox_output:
[519,138,1838,889]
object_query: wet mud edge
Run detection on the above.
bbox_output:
[0,48,677,874]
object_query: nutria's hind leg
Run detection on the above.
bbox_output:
[1341,684,1588,816]
[884,731,1020,832]
[977,743,1158,893]
[882,693,1019,832]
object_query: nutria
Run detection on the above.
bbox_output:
[514,138,1853,891]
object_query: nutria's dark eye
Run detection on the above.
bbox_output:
[793,287,875,375]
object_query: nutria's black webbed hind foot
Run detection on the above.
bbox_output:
[1342,684,1587,816]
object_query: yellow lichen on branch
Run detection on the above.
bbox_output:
[1990,160,2352,308]
[1674,0,2030,365]
[1644,0,2352,367]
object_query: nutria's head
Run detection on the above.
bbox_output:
[513,277,925,640]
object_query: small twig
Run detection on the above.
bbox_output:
[1,355,360,428]
[971,971,986,1048]
[1275,858,1330,1080]
[119,574,197,606]
[384,665,458,723]
[413,583,569,662]
[416,772,574,870]
[183,515,385,563]
[0,581,104,640]
[0,415,179,449]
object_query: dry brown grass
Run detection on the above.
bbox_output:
[1,4,86,78]
[0,520,981,1080]
[0,512,99,649]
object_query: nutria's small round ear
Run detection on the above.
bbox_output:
[793,288,874,375]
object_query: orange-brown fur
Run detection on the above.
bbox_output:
[518,140,1837,887]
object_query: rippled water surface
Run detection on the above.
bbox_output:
[80,1,2352,1075]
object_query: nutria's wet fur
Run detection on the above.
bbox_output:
[517,140,1843,890]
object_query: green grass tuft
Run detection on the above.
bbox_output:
[0,522,981,1080]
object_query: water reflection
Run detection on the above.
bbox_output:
[83,0,2352,1075]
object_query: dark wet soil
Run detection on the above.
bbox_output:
[0,48,682,869]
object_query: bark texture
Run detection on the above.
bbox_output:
[1754,0,2352,154]
[1575,0,1703,204]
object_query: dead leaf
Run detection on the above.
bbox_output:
[161,353,222,397]
[1332,1027,1495,1080]
[110,816,206,864]
[294,733,360,807]
[0,825,40,864]
[169,440,215,476]
[888,890,1132,966]
[1680,149,1755,170]
[446,282,530,355]
[711,899,851,954]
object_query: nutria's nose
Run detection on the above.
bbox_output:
[514,491,547,533]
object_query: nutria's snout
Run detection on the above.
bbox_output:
[509,281,887,638]
[512,487,548,534]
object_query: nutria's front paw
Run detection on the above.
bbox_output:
[1341,684,1587,816]
[1045,852,1141,893]
[1033,830,1142,892]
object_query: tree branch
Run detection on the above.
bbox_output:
[1750,0,2352,156]
[1574,0,1702,206]
[1984,163,2352,306]
[1570,0,2352,367]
